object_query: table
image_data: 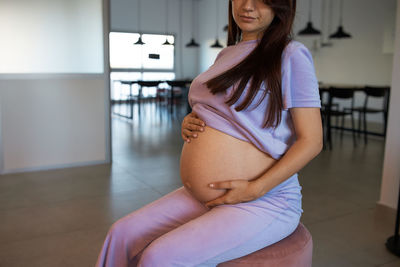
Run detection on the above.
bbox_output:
[318,84,390,148]
[166,80,192,113]
[112,79,193,118]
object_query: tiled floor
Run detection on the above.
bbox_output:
[0,101,399,267]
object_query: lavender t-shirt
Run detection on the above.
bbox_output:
[188,40,321,159]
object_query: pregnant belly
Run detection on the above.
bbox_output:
[180,126,277,203]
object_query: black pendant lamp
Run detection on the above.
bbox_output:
[163,0,173,45]
[186,38,199,47]
[330,0,352,38]
[186,0,199,47]
[134,35,145,45]
[162,39,173,45]
[211,39,223,48]
[298,0,321,36]
[211,0,223,48]
[321,0,333,47]
[134,0,145,45]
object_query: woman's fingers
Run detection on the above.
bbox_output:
[182,129,198,138]
[188,117,205,127]
[181,131,191,142]
[187,112,205,126]
[187,123,204,132]
[195,118,206,126]
[182,117,205,131]
[181,112,205,142]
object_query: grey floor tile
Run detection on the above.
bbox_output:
[0,165,152,211]
[0,187,162,244]
[151,183,184,196]
[0,225,110,267]
[379,259,400,267]
[307,206,398,266]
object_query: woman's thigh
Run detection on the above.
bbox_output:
[96,186,209,267]
[137,185,302,267]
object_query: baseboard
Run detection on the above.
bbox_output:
[0,159,111,175]
[376,202,397,213]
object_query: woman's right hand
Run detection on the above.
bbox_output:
[181,112,206,143]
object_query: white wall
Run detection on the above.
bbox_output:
[0,0,110,174]
[379,0,400,210]
[0,0,104,73]
[298,0,396,122]
[198,0,228,72]
[297,0,396,86]
[110,0,199,79]
[0,76,107,172]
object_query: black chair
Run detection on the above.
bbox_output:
[324,87,357,149]
[319,87,340,149]
[319,87,329,149]
[352,86,390,144]
[137,80,162,100]
[137,80,162,115]
[166,80,190,113]
[155,83,170,106]
[112,80,138,119]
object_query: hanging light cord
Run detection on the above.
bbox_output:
[308,0,312,21]
[216,0,219,38]
[137,0,141,33]
[165,0,169,35]
[328,0,333,33]
[320,0,325,41]
[339,0,343,26]
[191,0,195,38]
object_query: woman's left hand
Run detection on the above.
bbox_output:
[204,180,264,208]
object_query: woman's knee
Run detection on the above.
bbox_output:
[138,243,168,266]
[104,218,127,243]
[138,239,184,267]
[107,213,142,241]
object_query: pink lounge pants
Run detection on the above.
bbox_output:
[96,174,303,267]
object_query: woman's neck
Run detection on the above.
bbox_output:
[240,32,262,42]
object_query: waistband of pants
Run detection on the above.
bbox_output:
[266,173,300,195]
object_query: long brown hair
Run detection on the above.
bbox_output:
[206,0,297,128]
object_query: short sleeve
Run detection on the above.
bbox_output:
[281,42,321,110]
[213,46,230,63]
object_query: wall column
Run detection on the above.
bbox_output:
[379,0,400,209]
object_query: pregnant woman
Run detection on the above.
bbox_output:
[96,0,322,266]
